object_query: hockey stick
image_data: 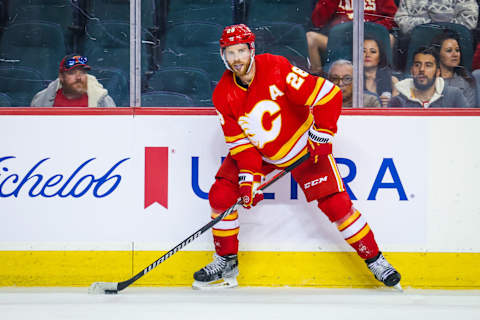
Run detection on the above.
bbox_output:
[88,152,310,294]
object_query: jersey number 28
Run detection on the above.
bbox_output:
[286,66,309,90]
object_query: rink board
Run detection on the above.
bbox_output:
[1,108,479,288]
[1,251,480,289]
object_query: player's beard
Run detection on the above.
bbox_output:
[229,56,251,77]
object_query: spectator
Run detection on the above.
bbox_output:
[389,46,468,108]
[364,35,399,107]
[329,59,381,108]
[431,31,477,107]
[394,0,479,35]
[31,54,116,107]
[306,0,398,75]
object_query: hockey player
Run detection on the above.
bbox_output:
[192,24,401,290]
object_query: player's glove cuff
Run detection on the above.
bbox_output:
[307,126,333,163]
[308,126,333,144]
[239,170,265,209]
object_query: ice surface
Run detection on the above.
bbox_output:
[0,287,479,320]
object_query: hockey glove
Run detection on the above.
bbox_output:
[238,170,265,209]
[307,125,333,163]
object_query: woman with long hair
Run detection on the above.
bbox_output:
[363,35,399,107]
[431,30,476,107]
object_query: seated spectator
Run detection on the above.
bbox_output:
[394,0,478,71]
[329,59,381,108]
[394,0,478,35]
[364,35,399,107]
[431,31,476,107]
[389,46,467,108]
[31,54,116,107]
[306,0,398,75]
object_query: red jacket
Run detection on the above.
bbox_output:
[311,0,397,30]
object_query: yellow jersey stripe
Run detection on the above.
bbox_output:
[306,78,325,106]
[269,113,313,161]
[230,143,254,155]
[225,132,247,143]
[276,147,308,168]
[315,86,340,106]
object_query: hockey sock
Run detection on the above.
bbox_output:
[212,210,239,256]
[317,192,379,260]
[336,209,379,260]
[209,178,241,256]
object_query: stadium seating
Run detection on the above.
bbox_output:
[90,0,155,28]
[252,22,310,70]
[161,22,224,82]
[83,20,158,76]
[324,22,392,72]
[0,66,47,107]
[247,0,313,28]
[7,0,74,29]
[166,0,233,26]
[405,22,474,73]
[0,21,66,81]
[146,67,214,106]
[88,67,129,107]
[0,92,13,107]
[141,90,194,107]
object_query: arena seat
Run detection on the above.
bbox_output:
[161,22,224,82]
[88,66,129,107]
[405,22,474,72]
[147,67,213,106]
[324,22,392,72]
[252,22,310,70]
[141,91,195,107]
[83,20,157,76]
[247,0,313,27]
[90,0,154,27]
[167,0,233,26]
[0,92,13,107]
[0,21,66,81]
[7,0,74,29]
[0,66,47,107]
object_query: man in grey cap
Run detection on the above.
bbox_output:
[31,54,116,107]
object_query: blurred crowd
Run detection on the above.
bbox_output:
[1,0,480,108]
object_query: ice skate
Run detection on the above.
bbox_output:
[192,253,239,290]
[366,252,402,291]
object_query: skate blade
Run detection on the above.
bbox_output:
[393,283,403,292]
[192,277,238,290]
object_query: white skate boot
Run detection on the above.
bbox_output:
[192,253,239,290]
[366,252,402,291]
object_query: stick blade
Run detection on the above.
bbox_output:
[88,282,119,294]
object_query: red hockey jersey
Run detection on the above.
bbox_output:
[213,54,342,172]
[311,0,397,30]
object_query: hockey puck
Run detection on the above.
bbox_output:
[105,290,118,294]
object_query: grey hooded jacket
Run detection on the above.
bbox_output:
[30,74,116,107]
[389,77,468,108]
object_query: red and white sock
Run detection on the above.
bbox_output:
[336,209,379,260]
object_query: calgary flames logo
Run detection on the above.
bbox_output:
[238,100,282,148]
